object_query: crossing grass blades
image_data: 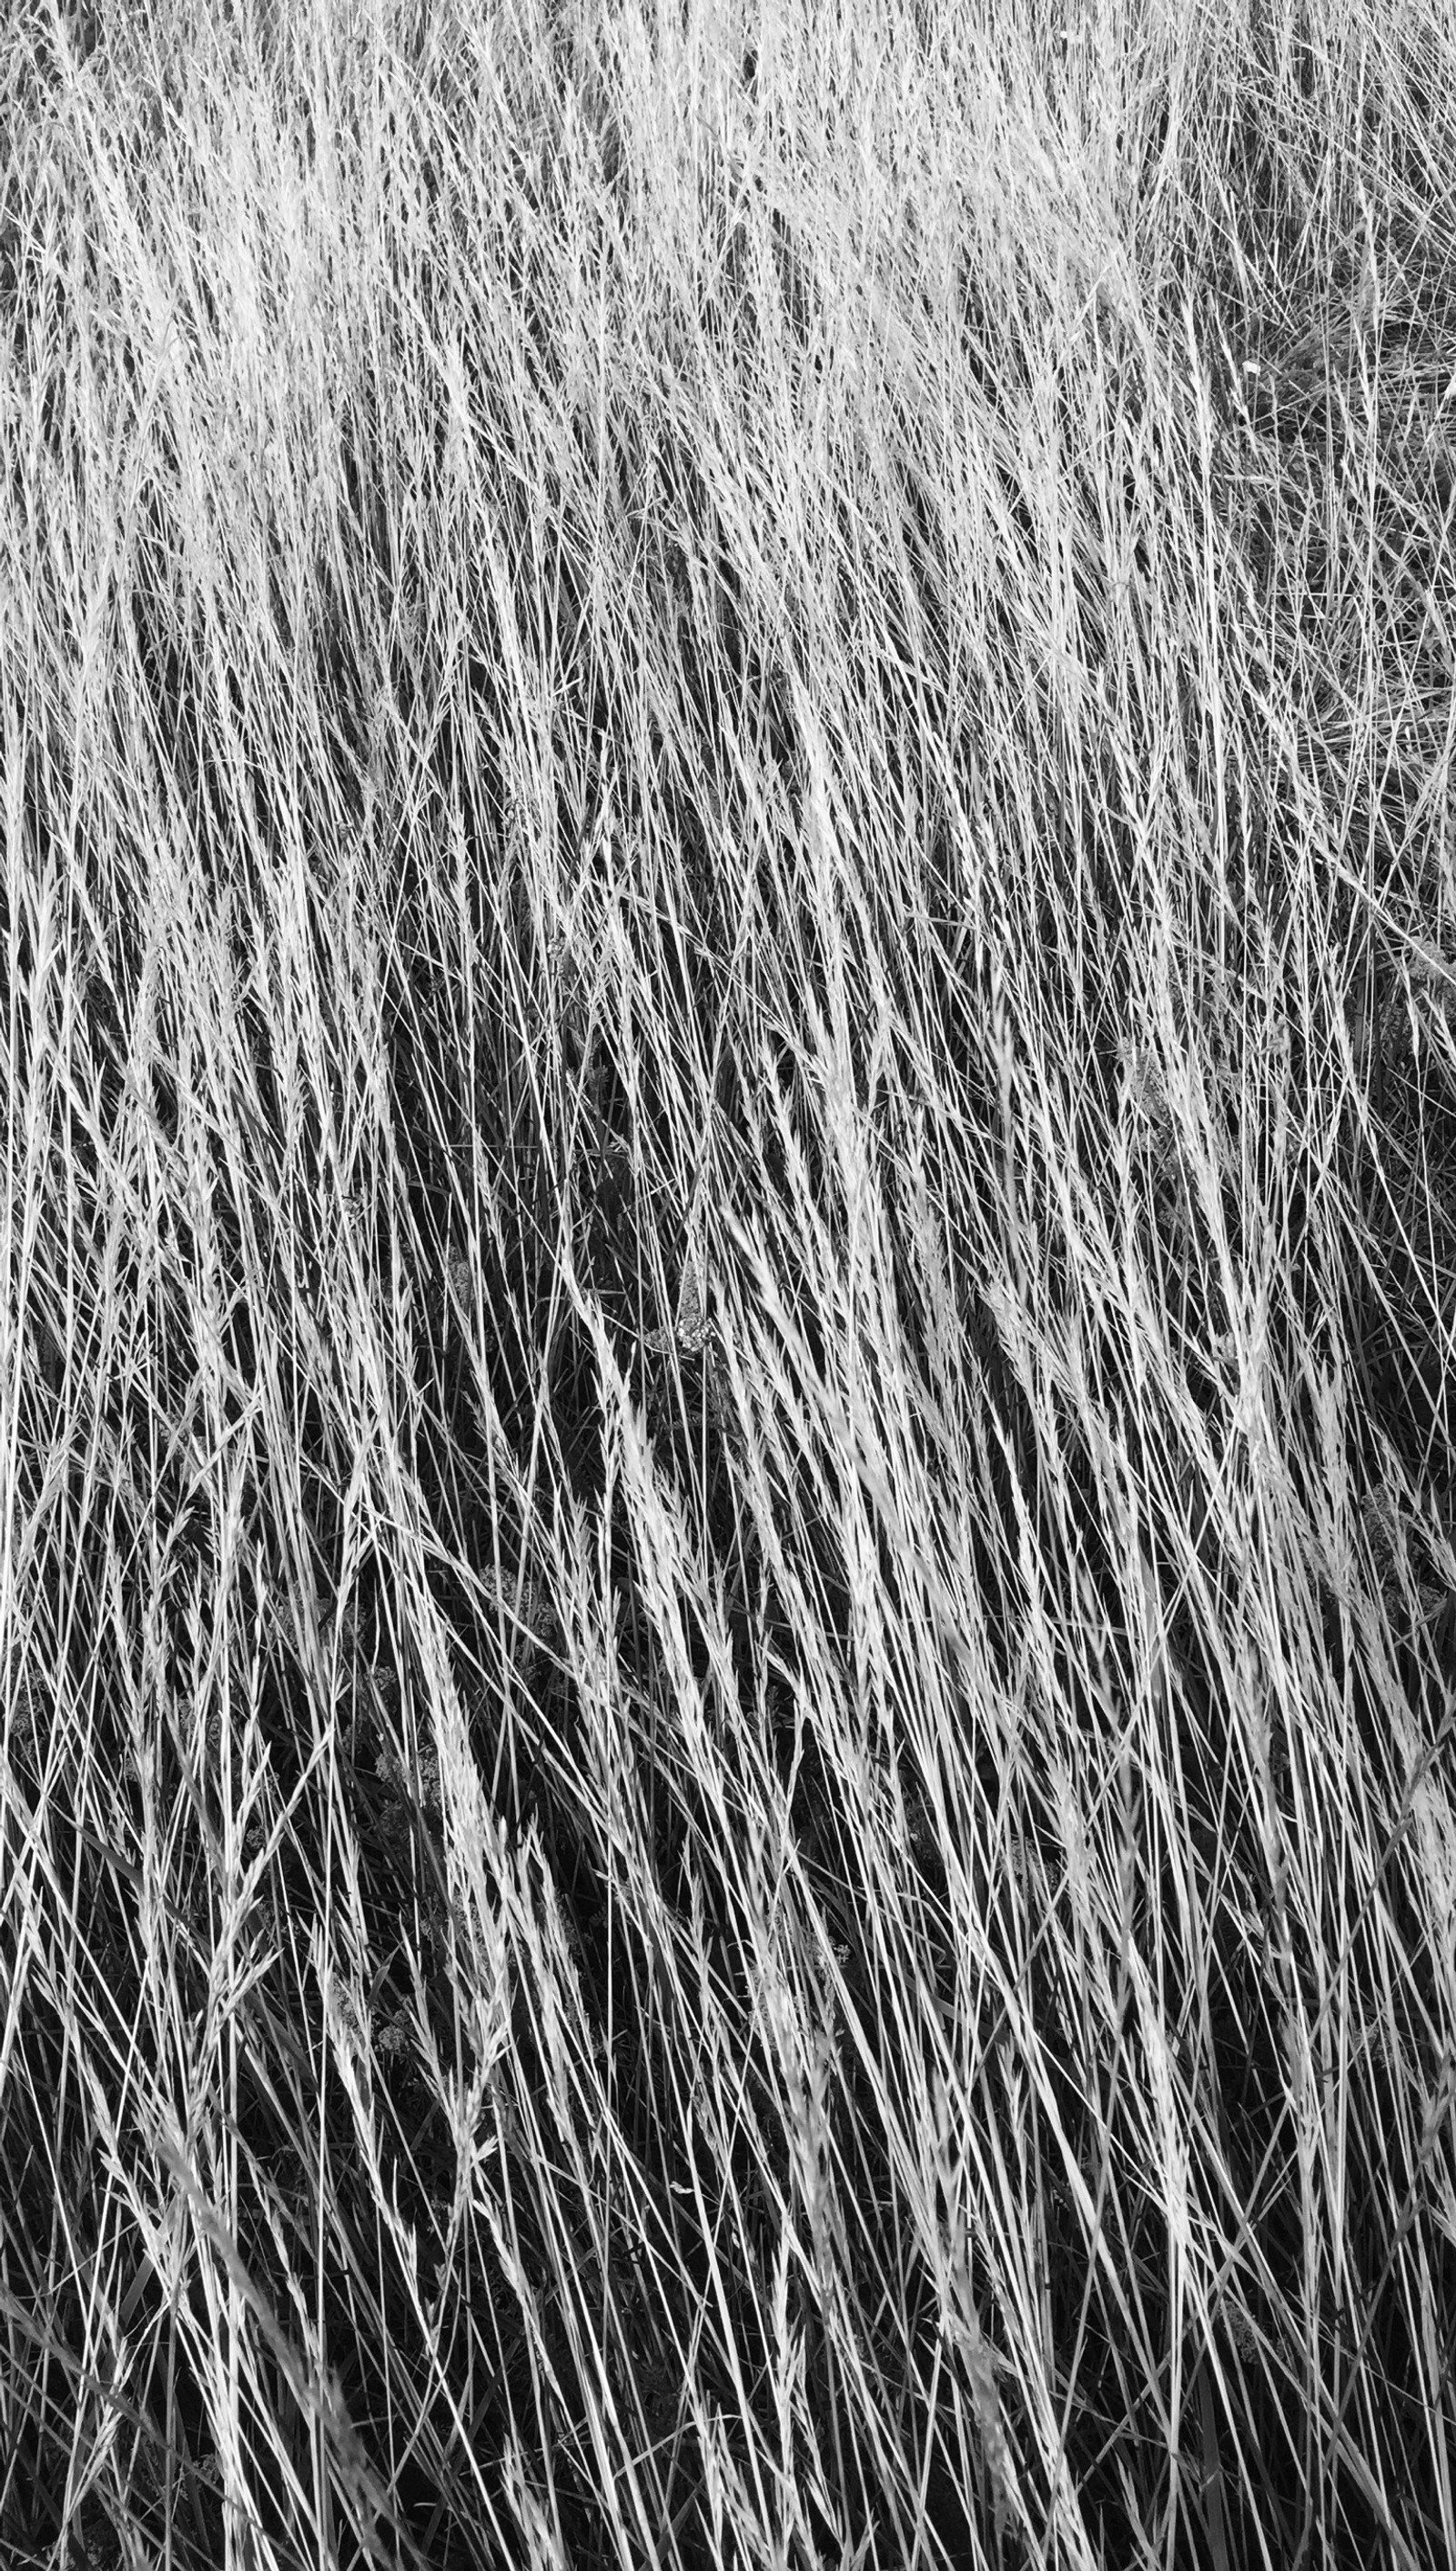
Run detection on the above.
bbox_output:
[5,1,1456,2566]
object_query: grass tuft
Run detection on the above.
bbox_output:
[5,1,1456,2566]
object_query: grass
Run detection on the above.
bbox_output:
[3,0,1456,2563]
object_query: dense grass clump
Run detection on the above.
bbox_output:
[5,0,1456,2565]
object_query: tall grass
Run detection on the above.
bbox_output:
[4,0,1456,2562]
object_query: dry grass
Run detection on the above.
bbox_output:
[4,0,1456,2565]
